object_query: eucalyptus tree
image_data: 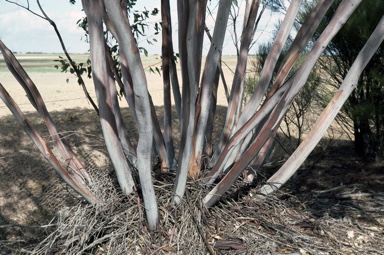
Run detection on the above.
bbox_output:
[314,0,384,160]
[1,0,383,231]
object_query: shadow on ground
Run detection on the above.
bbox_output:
[0,106,383,253]
[0,108,105,252]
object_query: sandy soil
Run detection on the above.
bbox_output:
[0,65,230,117]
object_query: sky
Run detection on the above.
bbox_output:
[0,0,284,55]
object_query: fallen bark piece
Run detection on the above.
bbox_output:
[214,238,246,250]
[336,192,384,200]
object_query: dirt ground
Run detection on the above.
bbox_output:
[0,64,383,254]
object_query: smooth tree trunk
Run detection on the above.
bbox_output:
[211,0,261,165]
[203,0,363,207]
[223,0,334,172]
[161,0,177,171]
[190,0,232,178]
[258,15,384,196]
[102,0,159,230]
[173,0,207,204]
[104,44,137,163]
[0,40,93,186]
[82,0,136,196]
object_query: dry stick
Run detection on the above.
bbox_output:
[185,191,215,255]
[0,224,58,229]
[0,83,98,205]
[335,192,384,200]
[78,232,120,254]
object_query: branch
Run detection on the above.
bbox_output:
[5,0,46,19]
[36,0,99,115]
[6,0,99,114]
[0,224,58,229]
[0,40,93,185]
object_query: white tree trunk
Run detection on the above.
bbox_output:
[258,15,384,196]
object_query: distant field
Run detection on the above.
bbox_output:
[0,53,240,73]
[0,54,90,73]
[0,54,239,115]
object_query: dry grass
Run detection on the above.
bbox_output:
[19,171,384,254]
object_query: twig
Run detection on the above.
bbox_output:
[0,223,57,229]
[5,0,99,115]
[185,191,215,255]
[5,0,45,19]
[336,192,384,200]
[312,184,346,194]
[36,0,99,115]
[78,232,120,253]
